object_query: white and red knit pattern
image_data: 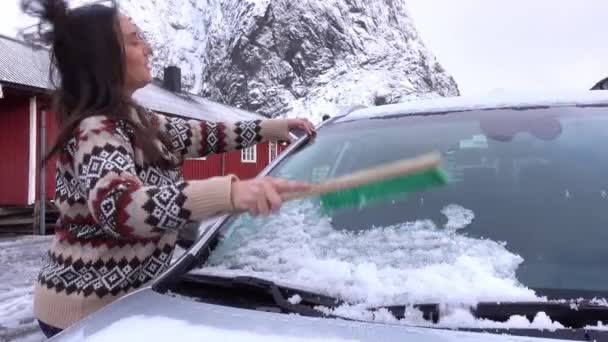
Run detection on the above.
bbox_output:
[34,110,289,328]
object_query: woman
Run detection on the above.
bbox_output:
[21,0,315,338]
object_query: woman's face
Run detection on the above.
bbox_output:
[118,14,152,93]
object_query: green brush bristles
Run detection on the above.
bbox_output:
[319,167,449,214]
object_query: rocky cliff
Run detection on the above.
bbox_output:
[120,0,459,121]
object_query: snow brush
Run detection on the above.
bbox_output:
[281,151,448,214]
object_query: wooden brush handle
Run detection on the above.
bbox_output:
[280,151,441,202]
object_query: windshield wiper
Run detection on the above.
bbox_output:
[375,301,608,329]
[170,277,608,340]
[369,301,608,341]
[178,273,349,319]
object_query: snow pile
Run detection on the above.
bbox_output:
[585,321,608,331]
[590,298,608,307]
[438,310,564,331]
[288,294,302,305]
[197,201,539,308]
[79,315,358,342]
[316,305,566,332]
[441,204,475,231]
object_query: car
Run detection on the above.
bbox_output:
[51,90,608,341]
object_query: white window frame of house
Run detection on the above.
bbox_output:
[269,141,278,162]
[241,146,256,163]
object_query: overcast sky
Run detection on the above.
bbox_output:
[406,0,608,95]
[0,1,32,37]
[1,0,606,96]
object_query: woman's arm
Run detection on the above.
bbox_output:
[148,111,290,159]
[74,116,312,239]
[74,116,237,240]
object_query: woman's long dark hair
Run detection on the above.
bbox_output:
[21,0,174,168]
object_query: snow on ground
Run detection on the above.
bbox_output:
[0,235,52,342]
[0,235,186,342]
[198,200,541,309]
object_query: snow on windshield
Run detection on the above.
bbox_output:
[195,200,541,307]
[441,204,474,231]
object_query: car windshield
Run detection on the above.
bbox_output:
[192,105,608,312]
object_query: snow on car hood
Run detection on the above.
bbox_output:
[195,200,540,307]
[70,315,357,342]
[59,310,570,342]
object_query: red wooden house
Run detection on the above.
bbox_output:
[0,34,288,232]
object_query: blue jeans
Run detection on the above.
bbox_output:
[38,320,62,339]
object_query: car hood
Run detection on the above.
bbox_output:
[50,288,572,342]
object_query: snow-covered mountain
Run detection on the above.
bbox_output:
[119,0,459,122]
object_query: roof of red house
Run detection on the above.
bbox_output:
[0,34,263,122]
[133,80,263,122]
[0,34,51,90]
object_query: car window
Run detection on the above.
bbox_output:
[194,105,608,306]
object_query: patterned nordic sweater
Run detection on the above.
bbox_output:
[34,109,290,329]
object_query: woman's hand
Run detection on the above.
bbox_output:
[230,177,311,217]
[287,118,316,138]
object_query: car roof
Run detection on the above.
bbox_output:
[336,90,608,123]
